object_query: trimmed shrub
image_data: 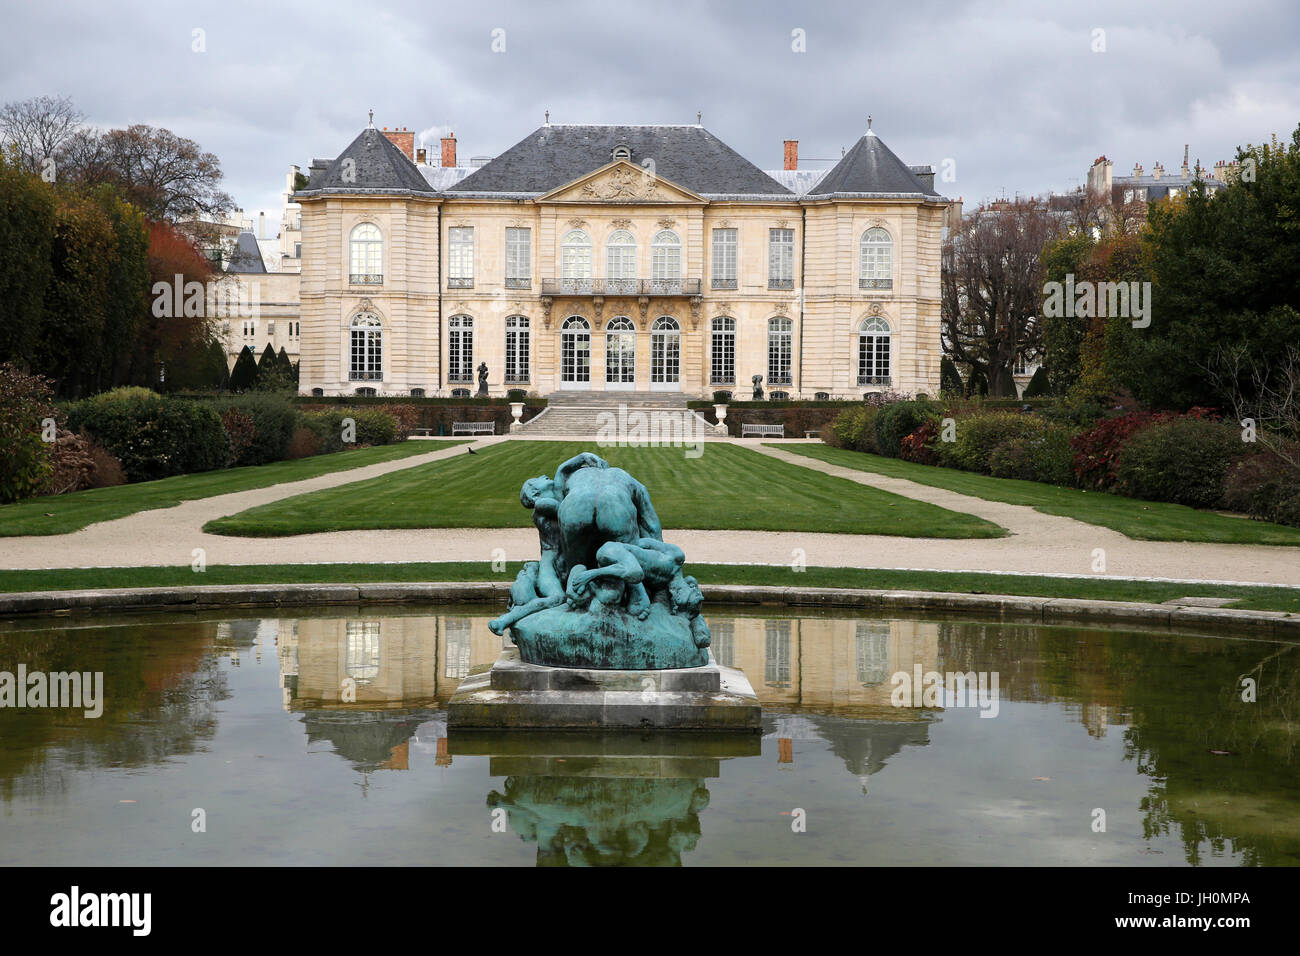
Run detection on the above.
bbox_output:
[220,409,255,466]
[84,440,126,488]
[229,345,258,391]
[46,429,96,495]
[899,419,941,465]
[0,363,56,503]
[827,405,879,453]
[301,410,348,454]
[1022,366,1051,398]
[385,404,420,440]
[285,426,321,460]
[67,390,227,482]
[506,389,528,403]
[948,411,1040,473]
[1114,417,1243,508]
[1070,411,1164,491]
[211,393,297,465]
[349,407,399,446]
[988,421,1078,485]
[940,357,963,396]
[874,399,938,458]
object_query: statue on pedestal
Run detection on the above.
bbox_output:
[751,374,764,400]
[476,362,489,397]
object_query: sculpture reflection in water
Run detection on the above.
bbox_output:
[488,452,710,669]
[487,776,711,866]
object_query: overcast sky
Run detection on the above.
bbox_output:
[4,0,1298,230]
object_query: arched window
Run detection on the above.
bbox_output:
[561,315,591,385]
[858,315,891,385]
[860,227,892,290]
[561,230,592,291]
[768,316,793,386]
[651,230,681,291]
[606,316,636,388]
[505,315,530,384]
[651,316,680,388]
[711,316,735,386]
[448,314,473,384]
[350,223,382,284]
[606,230,637,293]
[349,312,382,381]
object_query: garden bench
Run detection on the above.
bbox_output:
[803,430,821,439]
[412,427,435,437]
[741,423,784,438]
[452,421,495,436]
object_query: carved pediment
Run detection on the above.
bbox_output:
[539,160,705,205]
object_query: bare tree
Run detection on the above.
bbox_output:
[942,198,1062,396]
[1206,344,1300,471]
[0,95,85,172]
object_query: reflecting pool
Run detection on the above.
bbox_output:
[1,606,1297,866]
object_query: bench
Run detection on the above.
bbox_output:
[741,423,784,438]
[412,427,435,437]
[452,421,495,436]
[803,430,821,439]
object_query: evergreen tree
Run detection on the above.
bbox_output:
[1022,365,1050,397]
[229,345,258,391]
[940,357,964,395]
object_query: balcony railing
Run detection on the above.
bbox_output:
[350,273,383,285]
[711,277,738,290]
[859,278,893,290]
[448,277,474,289]
[540,278,702,297]
[349,370,382,381]
[858,375,892,386]
[768,278,795,290]
[505,277,531,290]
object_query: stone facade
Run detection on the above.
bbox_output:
[295,123,950,399]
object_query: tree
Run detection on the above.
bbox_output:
[141,220,215,387]
[942,198,1062,397]
[940,357,964,395]
[1109,126,1300,410]
[0,153,57,368]
[1022,365,1051,398]
[1040,234,1095,396]
[0,95,84,174]
[229,345,258,392]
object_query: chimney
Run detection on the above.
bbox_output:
[416,146,427,165]
[1181,144,1190,179]
[1133,163,1143,177]
[1152,162,1164,180]
[258,211,265,239]
[783,139,798,171]
[381,126,415,162]
[441,132,457,168]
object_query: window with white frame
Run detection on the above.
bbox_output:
[859,227,892,290]
[651,230,681,291]
[768,316,793,385]
[561,230,592,291]
[349,313,382,381]
[448,314,473,383]
[505,227,531,289]
[712,228,737,289]
[606,230,637,293]
[448,226,474,288]
[711,316,735,385]
[349,223,382,283]
[768,228,794,289]
[505,315,530,383]
[857,316,891,385]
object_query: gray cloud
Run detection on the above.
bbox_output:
[3,0,1296,223]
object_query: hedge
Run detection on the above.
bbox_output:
[66,388,227,482]
[1114,417,1245,509]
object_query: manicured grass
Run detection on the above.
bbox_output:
[1,562,1297,613]
[775,443,1300,546]
[201,441,1006,539]
[0,441,465,537]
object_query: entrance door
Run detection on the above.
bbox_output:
[605,316,636,390]
[560,315,591,388]
[650,316,680,391]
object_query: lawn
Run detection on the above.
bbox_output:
[1,562,1297,613]
[775,443,1300,546]
[0,441,464,537]
[201,441,1006,538]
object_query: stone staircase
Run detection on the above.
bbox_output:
[516,391,716,437]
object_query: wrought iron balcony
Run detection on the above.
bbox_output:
[505,277,531,290]
[859,278,893,290]
[349,370,382,381]
[350,273,383,285]
[858,375,892,386]
[540,278,703,297]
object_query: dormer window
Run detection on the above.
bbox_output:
[611,144,631,162]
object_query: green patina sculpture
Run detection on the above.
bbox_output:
[489,452,710,669]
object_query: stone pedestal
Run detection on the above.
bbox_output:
[448,647,761,731]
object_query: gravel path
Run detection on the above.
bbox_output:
[3,437,1299,588]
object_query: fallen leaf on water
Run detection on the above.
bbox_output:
[1033,776,1052,781]
[119,800,136,804]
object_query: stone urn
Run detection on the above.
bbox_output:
[509,401,525,433]
[713,403,728,425]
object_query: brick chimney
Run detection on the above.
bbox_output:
[441,133,457,168]
[783,139,798,171]
[1181,144,1190,179]
[416,146,427,164]
[1152,162,1164,180]
[381,126,415,161]
[1133,163,1143,177]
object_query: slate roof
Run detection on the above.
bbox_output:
[446,125,793,199]
[299,127,435,196]
[808,130,942,199]
[763,167,831,196]
[1112,173,1226,202]
[225,230,267,274]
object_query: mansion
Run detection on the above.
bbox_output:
[284,120,952,399]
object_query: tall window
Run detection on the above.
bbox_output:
[857,316,891,385]
[768,228,794,289]
[712,228,737,289]
[505,315,530,383]
[711,316,736,385]
[768,316,793,385]
[651,230,681,291]
[505,227,531,289]
[349,313,382,381]
[606,230,637,294]
[561,230,592,292]
[350,223,382,283]
[860,227,892,290]
[448,314,473,383]
[605,316,636,387]
[561,315,591,384]
[448,226,474,288]
[651,316,680,387]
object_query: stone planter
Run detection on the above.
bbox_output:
[509,402,525,433]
